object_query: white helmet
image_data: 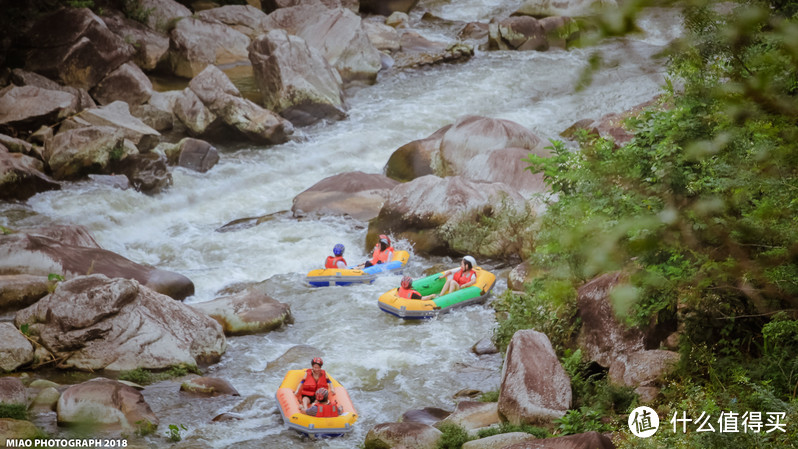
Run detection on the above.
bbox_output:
[463,255,476,268]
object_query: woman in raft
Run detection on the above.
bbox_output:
[294,357,334,411]
[438,255,477,296]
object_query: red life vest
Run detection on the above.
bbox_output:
[369,245,394,265]
[397,286,421,299]
[453,268,476,286]
[325,256,346,269]
[313,403,340,418]
[300,369,328,397]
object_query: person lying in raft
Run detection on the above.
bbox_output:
[325,243,347,269]
[357,234,394,268]
[304,388,343,417]
[398,275,437,300]
[438,255,478,296]
[294,357,334,411]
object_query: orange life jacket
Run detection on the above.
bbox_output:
[453,268,476,286]
[313,402,340,418]
[300,369,328,397]
[325,255,346,269]
[397,286,421,299]
[369,245,394,265]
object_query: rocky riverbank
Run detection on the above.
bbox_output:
[0,0,678,447]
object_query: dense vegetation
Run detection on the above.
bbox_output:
[497,0,798,447]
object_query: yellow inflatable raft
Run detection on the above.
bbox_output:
[378,267,496,319]
[275,369,358,437]
[305,250,410,287]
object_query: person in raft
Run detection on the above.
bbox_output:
[357,234,394,268]
[325,243,347,269]
[398,275,437,300]
[305,388,343,417]
[438,255,478,296]
[294,357,333,411]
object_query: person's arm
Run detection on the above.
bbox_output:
[294,381,303,396]
[336,260,347,269]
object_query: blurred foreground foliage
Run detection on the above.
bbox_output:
[500,0,798,446]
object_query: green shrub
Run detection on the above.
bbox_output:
[118,364,200,385]
[435,422,473,449]
[0,403,27,420]
[477,422,550,439]
[478,389,499,402]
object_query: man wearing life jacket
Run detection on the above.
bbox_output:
[325,243,347,269]
[305,388,343,417]
[359,235,394,268]
[439,255,478,296]
[294,357,333,411]
[397,276,436,300]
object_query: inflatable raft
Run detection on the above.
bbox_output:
[275,369,358,437]
[377,267,496,319]
[305,250,410,287]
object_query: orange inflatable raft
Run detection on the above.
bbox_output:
[275,369,358,437]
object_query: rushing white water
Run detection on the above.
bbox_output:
[0,3,683,448]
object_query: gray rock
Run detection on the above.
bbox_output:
[365,422,442,449]
[498,329,571,425]
[191,286,292,335]
[0,148,61,200]
[440,401,501,433]
[57,378,158,431]
[15,275,225,371]
[168,17,250,78]
[90,62,154,106]
[0,274,51,315]
[0,325,34,372]
[0,376,27,405]
[180,377,240,396]
[176,138,219,173]
[250,29,346,126]
[292,171,398,220]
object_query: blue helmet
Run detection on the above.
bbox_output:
[333,244,345,256]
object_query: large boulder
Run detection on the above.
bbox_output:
[0,148,61,201]
[498,329,571,425]
[0,376,27,405]
[365,422,442,449]
[0,419,39,440]
[137,0,192,33]
[368,175,531,258]
[177,65,293,144]
[503,431,615,449]
[384,124,450,182]
[264,4,382,83]
[46,125,128,180]
[576,272,675,371]
[73,101,161,151]
[110,152,173,194]
[360,0,419,15]
[24,8,134,90]
[0,274,51,313]
[168,17,251,79]
[0,85,80,134]
[103,12,170,70]
[196,5,270,39]
[292,171,399,220]
[463,433,537,449]
[0,323,35,372]
[362,19,401,53]
[90,62,154,106]
[439,116,545,174]
[15,224,101,248]
[57,378,158,431]
[249,29,346,126]
[516,0,617,18]
[608,349,678,402]
[385,116,549,198]
[439,401,501,434]
[191,286,293,335]
[488,16,577,52]
[175,138,220,173]
[15,275,226,370]
[0,232,194,300]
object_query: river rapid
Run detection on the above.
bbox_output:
[0,2,682,448]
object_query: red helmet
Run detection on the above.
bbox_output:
[379,234,390,246]
[312,357,323,367]
[401,276,412,289]
[315,388,328,401]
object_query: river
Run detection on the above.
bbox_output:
[0,2,682,447]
